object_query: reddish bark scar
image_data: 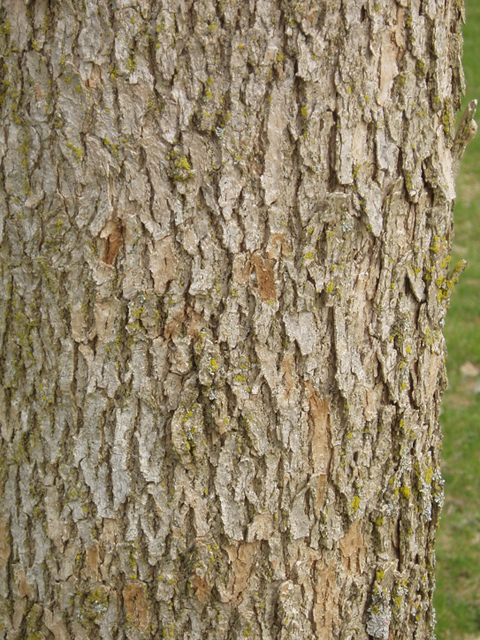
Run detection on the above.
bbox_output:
[250,254,277,301]
[123,582,149,630]
[102,222,124,265]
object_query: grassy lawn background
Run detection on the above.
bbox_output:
[434,1,480,637]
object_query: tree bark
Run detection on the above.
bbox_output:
[0,1,472,638]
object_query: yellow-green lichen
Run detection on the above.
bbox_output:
[170,154,194,182]
[351,496,361,512]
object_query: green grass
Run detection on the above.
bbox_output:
[434,2,480,638]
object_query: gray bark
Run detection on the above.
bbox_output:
[0,0,472,638]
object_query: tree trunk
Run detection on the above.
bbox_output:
[0,1,474,638]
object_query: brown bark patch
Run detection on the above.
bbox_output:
[123,582,149,631]
[101,220,124,265]
[222,542,259,602]
[281,354,296,397]
[0,518,10,567]
[339,520,365,572]
[232,542,257,600]
[306,384,332,513]
[192,575,210,603]
[17,568,32,598]
[85,544,100,582]
[250,254,277,301]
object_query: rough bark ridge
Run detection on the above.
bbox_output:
[0,0,470,638]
